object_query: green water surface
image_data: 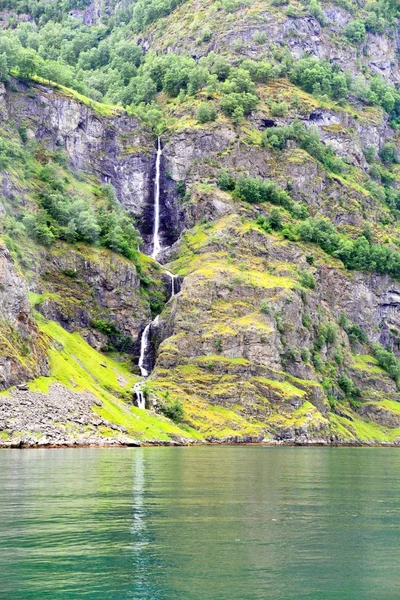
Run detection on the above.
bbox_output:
[1,446,400,600]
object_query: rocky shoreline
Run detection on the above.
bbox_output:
[2,383,400,449]
[3,440,400,449]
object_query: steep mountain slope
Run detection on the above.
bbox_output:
[1,0,400,446]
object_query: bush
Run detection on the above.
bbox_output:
[373,343,400,386]
[90,319,135,353]
[220,92,258,118]
[296,218,400,281]
[301,348,310,362]
[270,101,288,117]
[260,299,270,314]
[197,102,217,123]
[319,322,337,344]
[201,28,212,42]
[299,271,316,289]
[363,146,376,163]
[269,207,282,230]
[160,397,184,423]
[289,57,349,101]
[232,176,292,209]
[338,374,361,399]
[344,20,366,44]
[218,170,236,191]
[379,142,398,164]
[253,30,267,44]
[309,0,326,24]
[262,121,346,173]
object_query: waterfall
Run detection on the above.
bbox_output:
[165,270,176,298]
[138,323,151,377]
[151,137,162,260]
[134,137,180,401]
[133,381,146,409]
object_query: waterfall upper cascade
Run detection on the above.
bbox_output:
[151,136,162,260]
[134,137,179,410]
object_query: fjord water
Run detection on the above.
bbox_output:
[1,448,400,600]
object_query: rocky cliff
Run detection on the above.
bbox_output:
[1,0,400,446]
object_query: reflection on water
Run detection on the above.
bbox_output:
[1,447,400,600]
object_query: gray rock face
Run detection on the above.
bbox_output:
[35,245,148,346]
[141,4,400,83]
[4,80,154,218]
[0,244,48,390]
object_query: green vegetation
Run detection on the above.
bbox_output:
[2,0,400,447]
[90,320,135,353]
[0,131,141,261]
[28,317,190,441]
[197,102,217,124]
[372,344,400,387]
[296,219,400,280]
[159,392,185,422]
[261,120,346,174]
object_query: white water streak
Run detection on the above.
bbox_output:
[133,382,146,409]
[151,137,162,260]
[165,270,176,298]
[138,323,151,377]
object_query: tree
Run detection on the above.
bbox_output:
[17,48,41,79]
[0,52,9,82]
[78,210,100,243]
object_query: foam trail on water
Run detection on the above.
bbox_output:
[151,137,162,260]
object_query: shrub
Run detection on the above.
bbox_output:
[215,336,223,353]
[373,343,400,386]
[201,28,212,42]
[90,319,135,353]
[269,207,282,230]
[260,299,270,314]
[309,0,326,24]
[270,101,288,117]
[253,30,267,44]
[218,170,236,191]
[220,92,258,117]
[319,322,338,344]
[363,146,376,163]
[160,397,184,423]
[301,348,310,362]
[232,176,292,209]
[299,271,316,289]
[338,374,361,399]
[344,20,366,44]
[197,102,217,123]
[379,142,398,164]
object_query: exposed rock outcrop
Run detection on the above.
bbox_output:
[0,244,48,390]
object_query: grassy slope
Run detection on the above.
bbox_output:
[27,318,196,442]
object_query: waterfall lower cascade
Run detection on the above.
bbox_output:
[133,382,146,410]
[165,270,176,298]
[134,138,178,409]
[138,323,151,377]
